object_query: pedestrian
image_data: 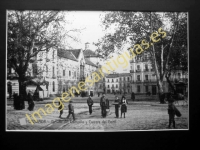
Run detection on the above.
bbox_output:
[114,96,120,118]
[87,95,93,115]
[58,98,64,118]
[105,98,110,116]
[100,93,107,118]
[167,93,176,129]
[121,95,126,103]
[27,91,35,111]
[66,101,75,121]
[131,92,135,101]
[121,97,127,118]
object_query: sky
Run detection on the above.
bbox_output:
[62,11,130,73]
[63,11,106,50]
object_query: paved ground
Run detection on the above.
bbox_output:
[6,98,188,131]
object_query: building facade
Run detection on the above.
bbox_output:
[104,73,132,94]
[7,43,102,97]
[130,51,188,95]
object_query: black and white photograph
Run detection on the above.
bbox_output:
[6,10,188,131]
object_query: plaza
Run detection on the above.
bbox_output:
[6,94,188,131]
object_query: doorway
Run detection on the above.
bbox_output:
[152,85,157,95]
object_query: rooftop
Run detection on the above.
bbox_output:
[57,49,78,62]
[106,74,119,78]
[66,49,81,59]
[85,58,97,67]
[84,49,103,58]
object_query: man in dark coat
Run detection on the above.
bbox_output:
[66,101,75,121]
[87,95,93,115]
[167,93,176,128]
[27,91,35,111]
[114,96,120,118]
[100,93,106,118]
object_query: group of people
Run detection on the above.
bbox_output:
[87,93,128,118]
[58,93,128,121]
[13,90,35,111]
[58,92,180,129]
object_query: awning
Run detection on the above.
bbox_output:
[26,85,37,94]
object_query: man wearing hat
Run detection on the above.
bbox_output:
[167,93,176,128]
[27,90,35,111]
[87,95,93,115]
[114,96,120,118]
[66,100,75,121]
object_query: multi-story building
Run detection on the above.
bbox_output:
[104,73,131,94]
[130,51,188,95]
[119,73,132,94]
[105,74,119,94]
[7,43,102,98]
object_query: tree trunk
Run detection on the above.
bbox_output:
[165,74,177,95]
[18,77,27,100]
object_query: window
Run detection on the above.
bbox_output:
[112,79,114,82]
[69,71,71,77]
[145,64,148,70]
[53,66,55,77]
[137,75,140,81]
[108,79,109,82]
[137,65,140,70]
[120,77,121,81]
[63,70,65,76]
[116,84,118,88]
[137,85,140,92]
[145,75,148,80]
[144,54,148,60]
[46,66,48,74]
[53,81,55,92]
[52,50,55,60]
[128,77,129,81]
[74,71,76,78]
[112,84,114,88]
[116,79,118,82]
[178,73,181,79]
[124,77,125,81]
[108,85,110,88]
[145,86,148,92]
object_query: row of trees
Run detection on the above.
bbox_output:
[94,12,188,103]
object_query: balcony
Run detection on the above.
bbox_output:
[136,69,141,72]
[80,77,85,81]
[144,79,151,83]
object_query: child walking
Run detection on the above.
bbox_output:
[58,99,63,118]
[66,101,75,121]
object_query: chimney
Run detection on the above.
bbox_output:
[85,42,90,50]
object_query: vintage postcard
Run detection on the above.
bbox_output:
[6,10,188,131]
